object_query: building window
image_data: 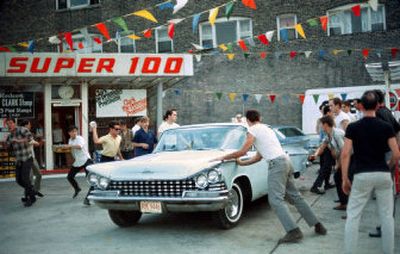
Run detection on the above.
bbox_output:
[199,17,253,48]
[327,4,385,36]
[277,14,297,41]
[118,37,136,53]
[155,27,173,53]
[61,34,102,53]
[56,0,99,10]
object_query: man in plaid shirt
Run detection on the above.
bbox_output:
[5,118,36,207]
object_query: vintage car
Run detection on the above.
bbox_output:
[87,123,308,229]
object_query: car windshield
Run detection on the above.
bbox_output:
[154,125,246,152]
[277,127,305,138]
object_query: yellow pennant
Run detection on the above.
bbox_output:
[332,49,343,56]
[133,10,158,23]
[209,7,219,26]
[228,92,237,102]
[328,93,335,100]
[18,42,29,48]
[219,44,228,52]
[127,34,141,40]
[295,24,306,39]
[226,53,235,60]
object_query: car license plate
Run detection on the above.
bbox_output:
[140,201,162,214]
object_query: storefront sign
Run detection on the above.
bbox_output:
[0,92,34,118]
[0,53,193,77]
[96,89,147,117]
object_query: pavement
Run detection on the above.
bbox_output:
[0,164,399,254]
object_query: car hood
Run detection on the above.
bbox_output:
[87,150,230,180]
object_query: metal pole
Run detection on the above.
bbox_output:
[384,70,391,109]
[157,82,163,129]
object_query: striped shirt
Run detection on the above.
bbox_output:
[6,126,33,162]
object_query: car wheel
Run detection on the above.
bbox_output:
[212,182,244,229]
[108,210,142,227]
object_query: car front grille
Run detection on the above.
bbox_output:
[109,180,196,197]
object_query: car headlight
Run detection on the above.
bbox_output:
[207,169,220,184]
[98,177,110,190]
[88,173,99,186]
[195,174,208,189]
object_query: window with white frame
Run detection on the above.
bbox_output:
[60,34,102,53]
[277,14,297,41]
[118,36,136,53]
[155,27,173,53]
[56,0,99,10]
[199,17,253,48]
[327,4,385,36]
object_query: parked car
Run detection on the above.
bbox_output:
[86,123,309,229]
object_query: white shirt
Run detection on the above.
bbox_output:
[68,135,91,167]
[248,124,285,161]
[346,112,356,122]
[158,121,180,136]
[132,124,141,137]
[335,111,351,131]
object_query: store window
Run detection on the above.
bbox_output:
[327,4,385,36]
[56,0,100,10]
[60,34,102,53]
[277,14,297,41]
[199,17,253,48]
[118,36,136,53]
[155,27,173,53]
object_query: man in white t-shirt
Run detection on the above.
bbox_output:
[213,109,327,244]
[66,126,92,205]
[157,109,180,138]
[329,98,351,131]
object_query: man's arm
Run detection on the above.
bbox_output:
[236,152,262,166]
[340,119,349,131]
[341,137,353,195]
[212,133,255,162]
[92,127,102,145]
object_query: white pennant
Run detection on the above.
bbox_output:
[304,51,312,58]
[162,91,166,98]
[191,43,204,50]
[254,94,263,104]
[369,0,378,11]
[173,0,188,14]
[168,18,184,25]
[266,31,275,42]
[48,35,61,44]
[195,54,202,62]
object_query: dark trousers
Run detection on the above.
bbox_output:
[67,159,94,199]
[16,157,35,199]
[334,169,348,205]
[121,150,134,160]
[100,155,115,163]
[312,147,334,188]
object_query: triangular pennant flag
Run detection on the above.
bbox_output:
[298,94,305,104]
[64,32,74,51]
[48,36,61,44]
[28,40,35,53]
[266,31,275,42]
[320,16,328,31]
[238,39,248,52]
[362,48,369,59]
[369,0,378,11]
[8,46,17,52]
[246,37,256,47]
[319,49,326,59]
[209,7,219,26]
[280,29,289,43]
[328,93,335,100]
[219,44,228,51]
[347,49,352,56]
[227,43,233,52]
[391,48,398,59]
[0,46,11,52]
[168,22,175,39]
[307,18,318,27]
[173,0,188,14]
[191,43,204,51]
[351,5,361,17]
[95,23,111,41]
[78,42,84,49]
[162,91,166,98]
[225,2,235,20]
[192,14,201,34]
[133,10,158,23]
[228,93,237,102]
[341,93,347,101]
[312,94,320,104]
[93,37,102,44]
[260,51,267,59]
[216,92,223,100]
[304,51,312,58]
[241,0,256,10]
[332,49,343,56]
[168,18,184,25]
[159,1,174,10]
[242,94,250,103]
[17,42,29,48]
[127,34,141,40]
[244,52,250,59]
[112,17,129,32]
[395,89,400,97]
[295,24,306,39]
[269,94,276,104]
[143,29,152,38]
[290,51,297,59]
[257,34,269,45]
[195,54,202,62]
[174,89,181,95]
[254,94,262,103]
[227,53,235,60]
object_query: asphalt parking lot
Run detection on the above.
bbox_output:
[0,164,399,254]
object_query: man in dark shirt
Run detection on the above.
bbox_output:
[341,91,399,254]
[132,116,157,157]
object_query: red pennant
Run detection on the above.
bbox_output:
[143,29,152,38]
[95,23,111,41]
[188,49,193,53]
[93,37,102,44]
[351,5,361,17]
[238,39,248,52]
[260,52,267,59]
[257,34,269,45]
[64,32,74,51]
[362,49,369,59]
[290,51,297,59]
[320,16,328,31]
[78,42,84,49]
[298,94,305,104]
[168,23,175,39]
[269,94,276,104]
[395,89,400,97]
[241,0,256,10]
[392,48,399,59]
[0,46,11,52]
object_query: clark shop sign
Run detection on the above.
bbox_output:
[0,53,193,77]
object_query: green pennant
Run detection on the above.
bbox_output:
[347,50,352,56]
[9,46,17,52]
[227,43,233,52]
[225,2,235,20]
[216,92,223,100]
[307,18,318,27]
[312,94,319,104]
[112,17,129,33]
[244,52,250,59]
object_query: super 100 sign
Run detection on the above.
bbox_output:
[0,53,193,77]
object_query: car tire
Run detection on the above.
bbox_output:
[212,182,244,229]
[108,210,142,227]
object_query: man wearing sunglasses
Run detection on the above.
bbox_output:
[92,120,123,162]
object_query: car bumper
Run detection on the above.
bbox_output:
[88,190,230,212]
